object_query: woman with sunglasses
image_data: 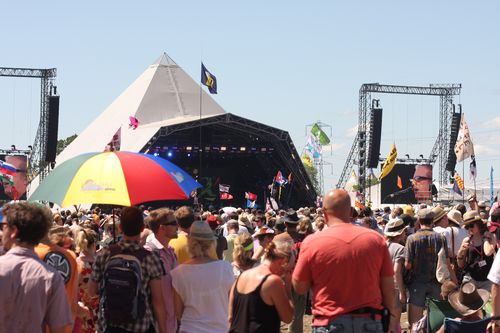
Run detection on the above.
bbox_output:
[457,210,496,291]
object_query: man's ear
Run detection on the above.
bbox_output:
[9,224,19,241]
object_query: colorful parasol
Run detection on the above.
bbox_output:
[29,151,202,207]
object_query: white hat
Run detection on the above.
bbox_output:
[384,217,408,237]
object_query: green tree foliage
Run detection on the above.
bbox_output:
[56,134,77,155]
[304,162,321,195]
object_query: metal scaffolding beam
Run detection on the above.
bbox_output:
[0,67,57,181]
[337,83,461,204]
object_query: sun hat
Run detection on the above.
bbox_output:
[189,221,216,241]
[417,208,434,220]
[461,210,483,227]
[448,282,490,316]
[384,217,408,237]
[447,209,463,227]
[252,226,275,238]
[403,205,415,218]
[432,206,447,223]
[284,209,300,224]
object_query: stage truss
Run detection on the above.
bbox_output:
[337,83,462,204]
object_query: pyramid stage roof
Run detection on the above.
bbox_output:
[54,53,317,207]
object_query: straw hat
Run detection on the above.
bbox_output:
[461,210,483,227]
[447,209,463,227]
[448,282,490,316]
[189,221,216,241]
[432,206,447,223]
[384,217,408,237]
[252,226,275,238]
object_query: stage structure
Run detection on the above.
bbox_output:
[337,83,462,204]
[49,53,316,207]
[0,67,58,180]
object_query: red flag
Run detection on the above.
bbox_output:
[245,192,257,201]
[397,176,402,189]
[220,192,233,200]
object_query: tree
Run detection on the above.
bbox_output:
[56,134,77,155]
[304,162,321,195]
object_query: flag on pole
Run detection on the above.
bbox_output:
[345,170,357,192]
[219,184,230,193]
[452,180,462,196]
[454,172,464,192]
[301,154,313,168]
[311,123,330,145]
[304,135,322,160]
[220,192,233,200]
[275,171,287,186]
[246,199,256,208]
[201,63,217,94]
[245,192,257,202]
[0,161,17,176]
[469,155,477,180]
[397,176,403,189]
[379,143,398,181]
[491,167,495,206]
[454,114,474,162]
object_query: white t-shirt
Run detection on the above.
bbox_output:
[171,260,234,333]
[488,253,500,285]
[434,226,468,256]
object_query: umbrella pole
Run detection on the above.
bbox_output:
[112,207,116,243]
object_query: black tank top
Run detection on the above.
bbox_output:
[229,274,281,333]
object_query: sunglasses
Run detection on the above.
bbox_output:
[465,223,477,230]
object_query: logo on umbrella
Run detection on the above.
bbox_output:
[81,179,116,192]
[171,171,185,183]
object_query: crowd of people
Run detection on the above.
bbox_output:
[1,190,500,333]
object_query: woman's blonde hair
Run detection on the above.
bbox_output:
[75,228,98,254]
[262,239,293,262]
[233,233,254,267]
[187,237,215,258]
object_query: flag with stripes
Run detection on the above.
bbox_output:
[454,172,464,191]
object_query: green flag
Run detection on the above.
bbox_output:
[311,123,330,145]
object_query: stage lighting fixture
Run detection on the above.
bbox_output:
[167,151,173,157]
[419,154,424,158]
[186,146,192,151]
[260,147,267,152]
[204,146,210,151]
[153,152,160,157]
[187,153,191,157]
[11,145,16,150]
[405,154,410,158]
[221,146,227,151]
[240,147,246,151]
[28,145,33,150]
[251,147,257,151]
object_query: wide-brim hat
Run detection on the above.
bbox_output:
[432,206,447,223]
[284,209,300,224]
[461,210,483,227]
[448,282,489,316]
[252,226,275,238]
[189,221,216,241]
[447,209,463,226]
[384,217,408,237]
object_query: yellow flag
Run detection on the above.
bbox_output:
[379,143,397,181]
[301,154,313,168]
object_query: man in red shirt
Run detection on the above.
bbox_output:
[292,189,396,333]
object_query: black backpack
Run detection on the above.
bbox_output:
[101,244,148,324]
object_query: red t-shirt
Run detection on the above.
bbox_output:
[293,223,393,326]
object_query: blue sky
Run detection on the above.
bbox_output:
[1,1,499,193]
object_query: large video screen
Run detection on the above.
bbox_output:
[0,155,28,201]
[380,164,416,204]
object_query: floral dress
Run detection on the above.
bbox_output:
[75,254,99,333]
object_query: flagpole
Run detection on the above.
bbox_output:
[199,63,203,183]
[462,159,465,204]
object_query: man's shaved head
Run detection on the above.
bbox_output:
[323,189,351,223]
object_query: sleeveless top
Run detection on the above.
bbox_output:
[466,242,494,281]
[229,274,281,333]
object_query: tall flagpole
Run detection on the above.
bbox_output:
[462,159,465,204]
[199,63,203,182]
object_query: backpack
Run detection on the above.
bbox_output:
[101,244,148,325]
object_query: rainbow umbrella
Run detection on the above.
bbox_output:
[29,151,202,207]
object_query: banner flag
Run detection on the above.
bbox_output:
[379,143,397,181]
[201,63,217,94]
[454,114,474,162]
[311,123,330,145]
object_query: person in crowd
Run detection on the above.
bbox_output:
[297,216,314,237]
[313,216,326,233]
[207,214,227,259]
[232,232,258,278]
[2,155,28,200]
[253,213,266,233]
[273,218,286,234]
[170,206,217,263]
[252,226,275,261]
[435,282,489,333]
[74,228,99,333]
[229,240,295,332]
[276,209,306,333]
[0,202,73,332]
[457,210,496,291]
[488,241,500,333]
[223,219,239,262]
[360,216,372,228]
[89,206,167,333]
[293,189,396,333]
[382,206,391,220]
[384,217,408,332]
[405,208,450,326]
[144,208,179,333]
[36,226,79,328]
[171,221,234,333]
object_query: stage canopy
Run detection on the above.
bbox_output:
[48,53,316,207]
